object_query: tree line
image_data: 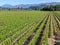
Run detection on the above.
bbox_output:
[0,5,60,11]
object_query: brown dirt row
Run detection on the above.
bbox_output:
[48,12,55,45]
[53,13,60,45]
[35,15,49,45]
[22,15,48,45]
[10,23,36,45]
[41,15,50,45]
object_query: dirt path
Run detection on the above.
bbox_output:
[48,12,60,45]
[53,13,60,45]
[48,12,55,45]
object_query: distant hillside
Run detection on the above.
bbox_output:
[0,2,60,11]
[1,4,13,8]
[28,2,60,11]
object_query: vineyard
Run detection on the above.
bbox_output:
[0,11,60,45]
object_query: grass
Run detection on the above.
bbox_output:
[0,10,60,45]
[0,10,49,45]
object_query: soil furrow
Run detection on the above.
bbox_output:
[53,13,60,45]
[22,15,47,45]
[35,15,49,45]
[48,12,55,45]
[10,23,36,45]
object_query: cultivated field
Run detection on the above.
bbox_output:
[0,10,60,45]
